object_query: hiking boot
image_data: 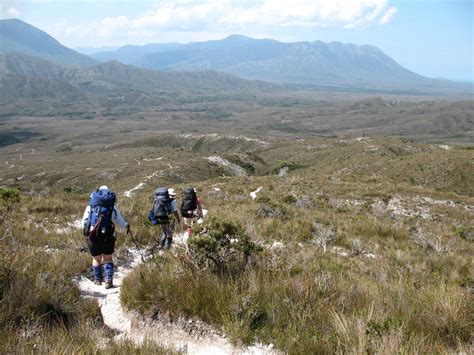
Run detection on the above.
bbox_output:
[92,265,102,283]
[104,280,113,289]
[164,237,172,249]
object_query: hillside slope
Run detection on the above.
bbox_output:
[0,131,472,353]
[0,19,97,67]
[0,52,276,101]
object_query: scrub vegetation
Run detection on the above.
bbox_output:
[0,120,472,352]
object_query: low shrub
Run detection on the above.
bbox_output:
[189,216,260,276]
[256,201,290,220]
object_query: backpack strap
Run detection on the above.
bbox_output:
[88,213,103,238]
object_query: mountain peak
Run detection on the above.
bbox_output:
[223,34,252,41]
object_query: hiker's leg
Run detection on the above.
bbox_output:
[92,255,102,283]
[186,217,197,237]
[164,224,172,249]
[103,254,114,284]
[169,223,174,244]
[183,217,192,237]
[160,224,167,247]
[102,236,115,287]
[87,237,103,283]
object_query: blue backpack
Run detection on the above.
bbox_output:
[87,189,116,237]
[149,188,173,224]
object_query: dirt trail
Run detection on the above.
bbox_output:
[77,246,274,354]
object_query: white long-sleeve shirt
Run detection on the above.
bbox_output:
[81,205,128,230]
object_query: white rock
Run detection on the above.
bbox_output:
[250,187,263,200]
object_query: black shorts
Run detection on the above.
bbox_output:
[87,234,116,256]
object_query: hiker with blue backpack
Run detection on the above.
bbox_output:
[81,185,131,289]
[148,187,181,249]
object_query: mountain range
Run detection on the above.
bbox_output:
[90,35,431,90]
[0,18,471,95]
[87,34,471,93]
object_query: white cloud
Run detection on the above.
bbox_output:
[1,0,21,18]
[6,7,20,17]
[129,0,396,30]
[379,6,397,25]
[49,16,130,43]
[48,0,398,46]
[131,1,230,31]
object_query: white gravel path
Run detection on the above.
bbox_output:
[123,182,146,198]
[77,243,275,354]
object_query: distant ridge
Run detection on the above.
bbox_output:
[0,51,275,101]
[90,43,185,63]
[91,34,471,93]
[0,18,97,67]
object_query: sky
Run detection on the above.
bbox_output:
[1,0,472,81]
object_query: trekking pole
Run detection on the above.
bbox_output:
[127,229,145,263]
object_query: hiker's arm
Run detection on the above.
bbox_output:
[197,198,204,219]
[112,208,128,229]
[81,206,91,226]
[171,199,181,223]
[81,206,91,236]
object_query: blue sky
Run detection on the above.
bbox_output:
[1,0,472,81]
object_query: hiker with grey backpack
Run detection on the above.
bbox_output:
[181,187,204,237]
[148,187,181,249]
[82,185,131,289]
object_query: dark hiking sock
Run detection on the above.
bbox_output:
[92,265,102,281]
[103,262,114,281]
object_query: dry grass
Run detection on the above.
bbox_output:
[116,137,472,352]
[0,134,472,352]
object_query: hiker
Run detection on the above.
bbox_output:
[82,185,131,289]
[163,188,180,246]
[180,187,204,237]
[148,187,181,249]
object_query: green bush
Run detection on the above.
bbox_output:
[0,188,20,204]
[189,216,260,276]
